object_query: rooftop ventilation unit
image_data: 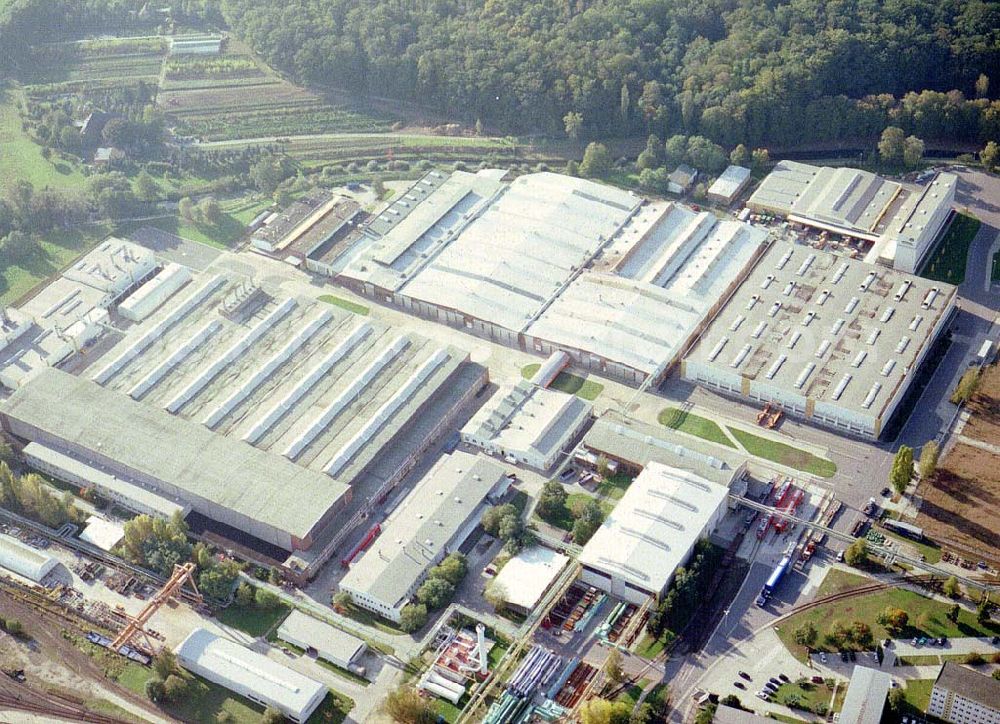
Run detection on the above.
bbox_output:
[766,354,787,380]
[862,382,882,409]
[867,329,880,345]
[881,359,896,376]
[730,315,745,332]
[851,350,867,368]
[815,340,832,358]
[817,289,830,306]
[859,271,877,292]
[730,343,752,368]
[747,295,760,311]
[752,321,768,339]
[707,337,728,362]
[777,249,793,270]
[782,281,795,296]
[921,287,939,309]
[895,337,910,354]
[768,302,781,318]
[832,262,850,284]
[880,306,895,323]
[761,275,775,289]
[787,331,802,349]
[830,318,845,335]
[795,362,816,389]
[796,254,816,276]
[802,311,815,326]
[831,373,852,400]
[909,315,923,331]
[844,297,860,314]
[893,280,912,301]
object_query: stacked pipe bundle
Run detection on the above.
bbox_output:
[506,645,561,698]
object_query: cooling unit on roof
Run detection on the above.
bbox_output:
[844,297,859,314]
[893,280,912,301]
[815,340,831,358]
[752,321,768,339]
[832,262,849,284]
[867,329,880,345]
[782,281,795,296]
[817,289,830,305]
[859,271,877,292]
[768,302,781,317]
[794,362,816,389]
[881,359,896,376]
[921,287,939,309]
[730,343,752,368]
[761,275,775,289]
[830,318,845,335]
[777,249,793,270]
[787,331,802,349]
[880,306,895,323]
[831,373,852,400]
[909,315,923,331]
[801,311,815,326]
[895,337,910,354]
[746,295,759,310]
[851,350,867,368]
[796,254,815,276]
[730,315,745,331]
[862,382,882,409]
[707,337,728,362]
[766,354,787,380]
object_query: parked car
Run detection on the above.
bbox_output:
[820,652,827,664]
[739,671,752,680]
[811,676,825,684]
[558,467,576,482]
[756,691,770,700]
[734,682,746,690]
[880,487,891,497]
[778,674,789,682]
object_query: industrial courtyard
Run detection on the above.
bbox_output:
[0,161,996,724]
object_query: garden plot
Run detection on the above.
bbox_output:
[23,39,166,89]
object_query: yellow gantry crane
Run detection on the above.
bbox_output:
[111,562,202,653]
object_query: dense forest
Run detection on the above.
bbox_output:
[2,0,1000,149]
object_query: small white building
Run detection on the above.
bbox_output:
[175,628,327,723]
[839,665,891,724]
[578,461,731,605]
[118,263,192,322]
[667,164,698,194]
[339,451,509,623]
[78,516,126,552]
[276,610,367,671]
[491,546,569,614]
[707,165,751,205]
[0,533,58,583]
[461,381,592,471]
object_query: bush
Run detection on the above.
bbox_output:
[145,676,166,702]
[254,588,280,610]
[162,673,188,702]
[235,582,255,608]
[965,652,986,665]
[416,577,454,610]
[399,603,428,633]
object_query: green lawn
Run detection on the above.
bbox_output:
[0,222,113,305]
[216,601,291,638]
[634,631,675,660]
[338,602,407,636]
[615,679,651,708]
[520,363,604,400]
[919,212,981,284]
[901,679,934,714]
[727,427,837,477]
[0,87,86,191]
[658,407,736,448]
[536,491,615,532]
[142,211,247,249]
[879,528,943,564]
[776,569,1000,662]
[773,679,845,715]
[319,294,370,315]
[595,473,635,500]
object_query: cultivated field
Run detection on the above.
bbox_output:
[917,363,1000,565]
[22,38,167,90]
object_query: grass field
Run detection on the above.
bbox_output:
[216,601,291,638]
[520,364,604,400]
[879,528,943,564]
[319,295,370,315]
[595,473,635,500]
[901,679,934,714]
[0,88,86,191]
[658,407,735,448]
[773,679,846,714]
[920,212,981,284]
[776,569,1000,661]
[727,427,837,477]
[536,491,614,532]
[338,602,407,636]
[0,223,114,306]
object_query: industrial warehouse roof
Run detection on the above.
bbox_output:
[175,628,325,719]
[344,173,769,379]
[0,533,58,582]
[839,665,891,724]
[708,165,751,201]
[344,171,641,329]
[340,451,507,610]
[934,662,1000,710]
[582,414,746,487]
[748,162,957,250]
[2,368,350,543]
[683,241,956,418]
[578,461,730,596]
[276,610,366,666]
[462,381,592,465]
[492,546,569,611]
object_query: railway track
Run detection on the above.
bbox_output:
[770,572,938,625]
[0,682,134,724]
